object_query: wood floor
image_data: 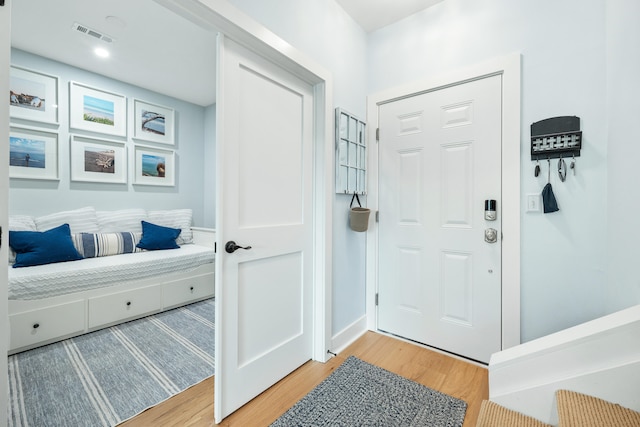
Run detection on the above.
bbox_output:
[120,331,488,427]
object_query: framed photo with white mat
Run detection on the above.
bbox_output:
[132,144,175,186]
[70,135,127,184]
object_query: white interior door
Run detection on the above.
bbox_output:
[215,35,314,422]
[377,75,502,364]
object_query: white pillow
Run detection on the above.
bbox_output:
[8,215,37,264]
[147,209,193,245]
[97,209,147,233]
[9,215,37,231]
[35,206,100,234]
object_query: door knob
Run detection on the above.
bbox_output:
[484,228,498,244]
[225,241,252,253]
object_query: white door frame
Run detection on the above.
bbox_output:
[366,53,522,351]
[153,0,334,361]
[0,0,11,423]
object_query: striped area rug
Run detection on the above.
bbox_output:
[8,298,214,427]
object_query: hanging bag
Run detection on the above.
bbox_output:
[349,193,370,232]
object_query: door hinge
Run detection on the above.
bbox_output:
[375,293,379,306]
[376,128,380,142]
[375,211,379,222]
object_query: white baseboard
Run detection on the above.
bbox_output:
[330,315,368,354]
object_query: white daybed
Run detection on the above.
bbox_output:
[7,207,215,354]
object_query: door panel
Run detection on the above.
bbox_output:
[378,75,502,363]
[215,35,314,422]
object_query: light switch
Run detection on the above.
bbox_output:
[527,194,541,213]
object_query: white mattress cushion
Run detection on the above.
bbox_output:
[35,206,100,234]
[147,209,193,245]
[97,208,148,233]
[9,244,215,300]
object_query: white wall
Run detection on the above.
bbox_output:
[368,0,612,342]
[606,0,640,313]
[9,49,211,226]
[203,103,216,228]
[225,0,369,337]
[225,0,640,344]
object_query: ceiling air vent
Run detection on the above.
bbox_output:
[72,22,115,43]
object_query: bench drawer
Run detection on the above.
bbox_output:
[10,300,85,352]
[163,272,214,308]
[88,286,162,329]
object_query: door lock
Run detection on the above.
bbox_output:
[484,228,498,244]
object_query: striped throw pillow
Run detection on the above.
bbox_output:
[147,209,193,245]
[35,206,100,234]
[97,209,148,233]
[73,232,142,258]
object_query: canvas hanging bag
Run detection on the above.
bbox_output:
[349,193,370,232]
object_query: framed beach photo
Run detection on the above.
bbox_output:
[69,81,127,137]
[133,145,175,186]
[70,135,127,184]
[9,127,59,180]
[10,66,59,124]
[133,99,175,145]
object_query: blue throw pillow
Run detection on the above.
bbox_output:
[136,221,181,250]
[9,223,83,268]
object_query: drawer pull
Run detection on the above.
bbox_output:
[126,301,132,307]
[33,323,40,329]
[190,286,194,292]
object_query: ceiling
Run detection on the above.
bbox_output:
[11,0,218,106]
[11,0,442,107]
[336,0,444,33]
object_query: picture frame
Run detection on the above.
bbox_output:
[10,65,59,124]
[9,126,59,180]
[70,135,127,184]
[133,145,175,186]
[133,99,175,145]
[69,81,127,137]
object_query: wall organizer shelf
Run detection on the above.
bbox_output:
[530,116,582,161]
[335,108,367,195]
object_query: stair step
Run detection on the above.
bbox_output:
[556,390,640,427]
[476,400,552,427]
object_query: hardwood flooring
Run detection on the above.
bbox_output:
[120,331,488,427]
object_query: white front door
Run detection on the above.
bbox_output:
[215,35,314,422]
[377,75,502,363]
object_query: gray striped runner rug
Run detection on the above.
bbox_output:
[8,298,214,427]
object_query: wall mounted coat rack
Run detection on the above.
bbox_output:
[530,116,582,161]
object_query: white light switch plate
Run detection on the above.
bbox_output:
[527,194,542,213]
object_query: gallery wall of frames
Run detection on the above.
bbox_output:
[7,49,213,226]
[10,64,176,185]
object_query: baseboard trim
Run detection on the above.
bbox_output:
[331,315,367,354]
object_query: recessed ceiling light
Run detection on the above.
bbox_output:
[105,15,127,29]
[94,47,110,58]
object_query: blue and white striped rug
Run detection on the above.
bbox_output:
[8,298,215,427]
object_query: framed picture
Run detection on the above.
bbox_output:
[133,99,175,145]
[70,135,127,184]
[69,81,127,137]
[10,66,59,124]
[9,127,59,180]
[133,145,175,186]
